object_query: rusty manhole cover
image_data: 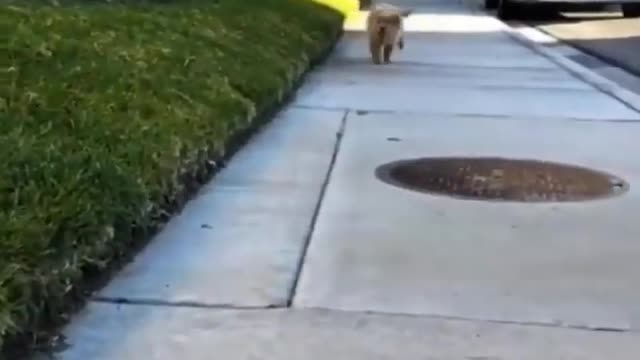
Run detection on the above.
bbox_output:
[375,157,628,202]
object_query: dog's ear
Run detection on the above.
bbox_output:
[400,9,413,17]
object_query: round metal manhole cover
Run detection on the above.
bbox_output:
[374,157,629,202]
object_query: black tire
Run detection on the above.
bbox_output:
[485,0,499,10]
[531,3,558,19]
[497,0,521,19]
[622,3,640,17]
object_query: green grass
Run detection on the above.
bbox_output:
[0,0,343,353]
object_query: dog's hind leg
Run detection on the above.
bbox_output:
[369,37,382,64]
[383,44,393,63]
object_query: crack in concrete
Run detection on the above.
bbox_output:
[286,110,349,307]
[327,58,559,72]
[291,104,640,123]
[91,296,286,310]
[88,297,638,335]
[300,306,638,334]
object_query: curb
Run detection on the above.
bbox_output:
[534,25,640,80]
[496,19,640,115]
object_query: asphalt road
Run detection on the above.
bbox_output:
[527,11,640,77]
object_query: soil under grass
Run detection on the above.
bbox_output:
[0,0,346,356]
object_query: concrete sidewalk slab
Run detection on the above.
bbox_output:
[294,111,640,331]
[330,32,559,69]
[42,305,640,360]
[293,30,640,120]
[94,108,343,307]
[303,63,592,91]
[295,80,637,119]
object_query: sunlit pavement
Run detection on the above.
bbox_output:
[42,1,640,359]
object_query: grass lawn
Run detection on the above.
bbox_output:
[0,0,348,355]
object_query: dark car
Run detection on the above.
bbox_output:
[485,0,640,19]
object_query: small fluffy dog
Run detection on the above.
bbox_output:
[366,3,413,64]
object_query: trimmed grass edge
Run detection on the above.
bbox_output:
[1,20,344,360]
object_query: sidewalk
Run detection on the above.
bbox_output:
[44,1,640,359]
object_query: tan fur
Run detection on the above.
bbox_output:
[366,3,412,64]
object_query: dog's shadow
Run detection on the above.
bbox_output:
[328,57,437,68]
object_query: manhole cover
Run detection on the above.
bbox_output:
[375,157,629,202]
